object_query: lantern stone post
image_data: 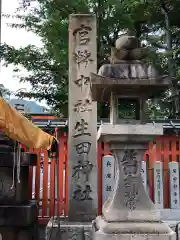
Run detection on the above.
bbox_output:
[91,34,175,240]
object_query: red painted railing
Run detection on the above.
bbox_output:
[26,133,180,223]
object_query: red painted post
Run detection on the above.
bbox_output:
[64,133,68,216]
[58,131,65,216]
[50,156,56,217]
[42,149,48,217]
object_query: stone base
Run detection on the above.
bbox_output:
[46,217,92,240]
[0,200,38,226]
[45,217,179,240]
[93,231,175,240]
[93,216,176,240]
[0,223,38,240]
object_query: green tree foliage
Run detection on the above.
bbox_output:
[0,85,11,98]
[1,0,180,118]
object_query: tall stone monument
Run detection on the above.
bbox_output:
[91,34,175,240]
[46,14,98,240]
[68,14,97,222]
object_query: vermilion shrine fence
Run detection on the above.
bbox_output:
[25,132,180,224]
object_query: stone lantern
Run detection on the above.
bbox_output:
[91,34,175,240]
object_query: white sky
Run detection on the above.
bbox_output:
[0,0,42,92]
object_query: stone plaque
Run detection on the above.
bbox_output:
[121,149,140,210]
[153,161,164,208]
[102,155,115,203]
[141,161,147,192]
[169,162,180,209]
[68,14,97,221]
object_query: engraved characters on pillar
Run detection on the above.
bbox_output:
[73,24,91,45]
[74,50,93,68]
[73,25,94,69]
[73,184,92,201]
[71,24,94,201]
[121,149,140,210]
[72,142,93,182]
[74,75,90,90]
[73,119,91,138]
[72,140,93,201]
[74,99,92,113]
[156,169,161,204]
[173,173,178,205]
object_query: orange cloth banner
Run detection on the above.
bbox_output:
[0,97,55,150]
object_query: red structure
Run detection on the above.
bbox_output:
[25,130,180,223]
[17,115,178,223]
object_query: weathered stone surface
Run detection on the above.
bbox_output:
[93,230,175,240]
[102,155,115,203]
[91,72,170,101]
[97,123,163,141]
[110,34,144,62]
[46,218,92,240]
[45,216,180,240]
[104,147,159,221]
[96,124,163,222]
[0,152,37,167]
[98,62,159,79]
[110,48,145,63]
[18,224,38,240]
[0,223,38,240]
[45,217,180,240]
[68,14,98,222]
[0,132,15,152]
[115,35,140,50]
[141,161,147,191]
[91,26,174,240]
[0,146,37,204]
[153,161,164,209]
[0,134,38,240]
[94,216,174,234]
[92,123,176,240]
[0,167,29,204]
[169,162,180,209]
[0,201,38,226]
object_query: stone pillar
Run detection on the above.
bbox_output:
[102,141,158,222]
[110,93,117,124]
[141,160,147,192]
[68,14,97,222]
[102,155,115,203]
[169,162,180,209]
[153,161,164,209]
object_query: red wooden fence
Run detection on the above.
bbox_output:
[26,133,180,224]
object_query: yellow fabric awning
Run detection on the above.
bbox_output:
[0,97,55,150]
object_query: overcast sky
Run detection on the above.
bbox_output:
[0,0,41,92]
